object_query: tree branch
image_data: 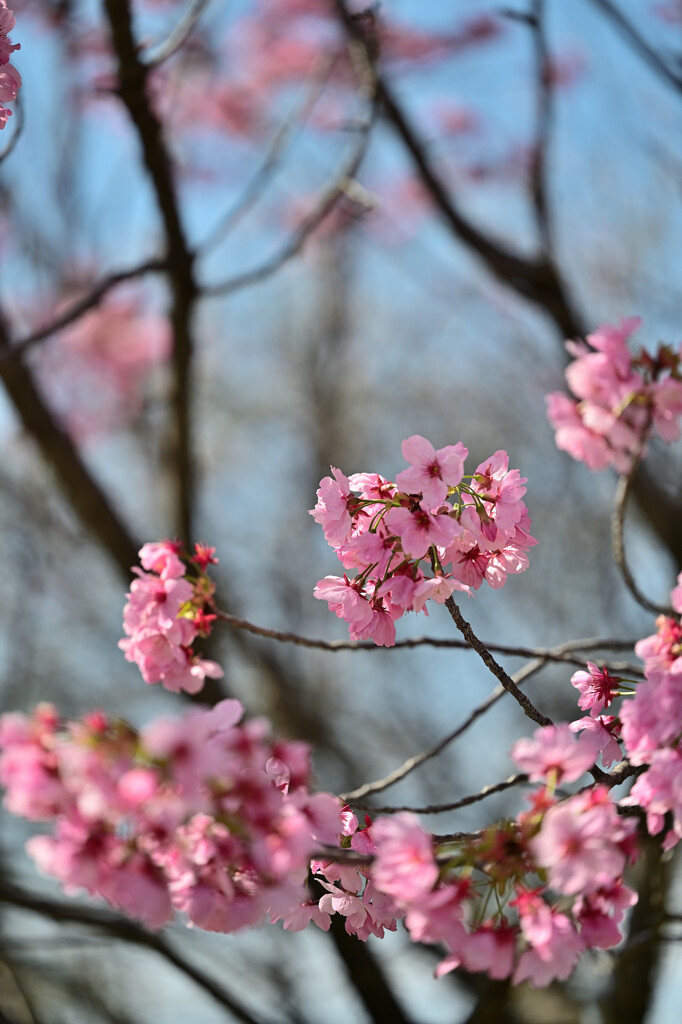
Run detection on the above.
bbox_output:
[339,657,547,802]
[0,879,276,1024]
[330,0,586,339]
[589,0,682,95]
[104,0,199,544]
[444,597,553,727]
[0,315,142,578]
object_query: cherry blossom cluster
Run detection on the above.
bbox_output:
[0,693,640,987]
[311,436,536,645]
[616,574,682,849]
[0,0,20,129]
[119,541,223,695]
[279,724,637,986]
[272,806,404,938]
[365,779,637,987]
[546,318,682,472]
[0,699,341,931]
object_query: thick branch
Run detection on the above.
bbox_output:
[330,0,585,339]
[0,316,141,578]
[0,880,274,1024]
[104,0,199,544]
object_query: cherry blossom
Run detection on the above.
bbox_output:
[120,541,223,694]
[312,437,536,644]
[547,318,682,472]
[0,1,19,129]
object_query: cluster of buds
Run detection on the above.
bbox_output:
[311,436,536,645]
[119,541,223,694]
[547,318,682,472]
[0,700,341,931]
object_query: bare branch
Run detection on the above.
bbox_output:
[104,0,199,544]
[444,597,553,727]
[361,773,529,816]
[198,55,336,254]
[205,105,376,296]
[0,258,168,365]
[0,880,276,1024]
[339,657,547,802]
[145,0,214,68]
[529,0,553,254]
[589,0,682,95]
[612,452,672,617]
[330,0,586,340]
[214,609,638,666]
[0,314,142,578]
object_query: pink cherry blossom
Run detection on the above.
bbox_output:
[530,787,635,895]
[395,435,468,508]
[570,662,621,716]
[547,319,682,472]
[309,468,354,547]
[570,715,622,768]
[512,724,599,783]
[385,504,460,560]
[372,814,438,903]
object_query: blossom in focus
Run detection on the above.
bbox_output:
[312,437,536,645]
[119,541,223,694]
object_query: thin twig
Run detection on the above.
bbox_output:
[338,657,547,802]
[0,258,168,364]
[444,596,553,727]
[214,609,638,664]
[612,448,672,617]
[205,104,376,296]
[359,773,529,815]
[145,0,213,67]
[198,55,335,254]
[529,0,553,254]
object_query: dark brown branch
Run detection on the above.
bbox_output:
[362,773,528,816]
[0,315,142,578]
[215,608,639,666]
[339,657,546,802]
[104,0,199,544]
[0,258,168,365]
[144,0,213,67]
[330,0,585,340]
[0,880,275,1024]
[589,0,682,95]
[529,0,553,254]
[444,597,553,727]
